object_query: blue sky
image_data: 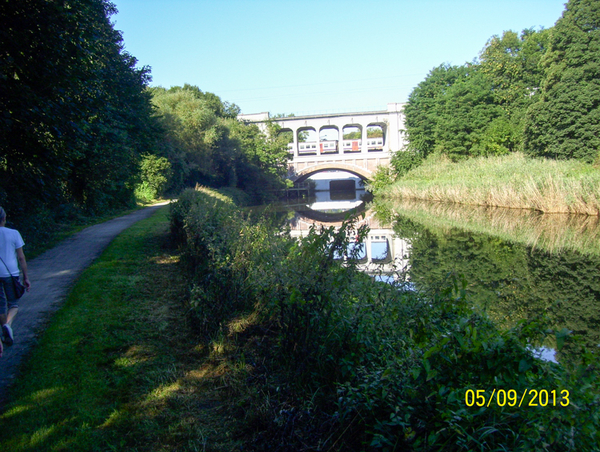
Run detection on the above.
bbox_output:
[111,0,567,116]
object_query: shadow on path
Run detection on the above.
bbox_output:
[0,202,170,408]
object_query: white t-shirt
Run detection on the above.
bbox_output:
[0,226,25,277]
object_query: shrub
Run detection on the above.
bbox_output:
[391,148,425,178]
[135,154,172,202]
[170,187,600,451]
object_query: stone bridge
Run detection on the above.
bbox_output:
[239,103,406,182]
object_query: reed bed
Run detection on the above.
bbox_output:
[381,153,600,215]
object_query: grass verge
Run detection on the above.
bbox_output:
[0,206,246,452]
[377,153,600,215]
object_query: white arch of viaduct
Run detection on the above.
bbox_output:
[238,103,406,181]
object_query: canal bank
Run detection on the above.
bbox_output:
[6,185,597,451]
[375,153,600,215]
[169,186,600,451]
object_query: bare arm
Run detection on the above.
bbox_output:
[16,247,30,290]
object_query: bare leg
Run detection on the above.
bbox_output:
[5,307,17,326]
[1,308,16,346]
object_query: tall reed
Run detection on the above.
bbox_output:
[379,153,600,215]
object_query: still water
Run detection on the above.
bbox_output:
[282,171,600,361]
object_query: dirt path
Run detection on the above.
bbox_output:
[0,202,170,405]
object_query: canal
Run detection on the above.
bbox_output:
[281,171,600,362]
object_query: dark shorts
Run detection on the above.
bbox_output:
[0,276,20,312]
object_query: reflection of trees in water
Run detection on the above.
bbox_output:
[376,198,600,257]
[389,211,600,355]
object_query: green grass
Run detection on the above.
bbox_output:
[379,153,600,215]
[0,206,246,452]
[22,205,142,260]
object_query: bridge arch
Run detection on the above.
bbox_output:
[319,125,340,141]
[290,163,372,184]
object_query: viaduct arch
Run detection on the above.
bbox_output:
[239,103,405,182]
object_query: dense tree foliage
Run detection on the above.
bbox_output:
[523,0,600,162]
[403,28,549,162]
[0,0,291,248]
[150,85,290,203]
[400,0,599,170]
[0,0,292,251]
[0,0,158,231]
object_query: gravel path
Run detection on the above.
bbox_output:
[0,202,170,407]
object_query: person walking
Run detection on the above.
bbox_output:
[0,207,31,349]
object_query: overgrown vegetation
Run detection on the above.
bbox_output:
[3,191,599,450]
[1,0,158,237]
[1,3,291,252]
[400,0,599,164]
[0,207,246,451]
[4,0,600,448]
[377,0,599,196]
[375,153,600,215]
[149,85,291,202]
[170,187,600,451]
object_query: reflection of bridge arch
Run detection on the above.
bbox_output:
[288,208,411,277]
[293,203,367,223]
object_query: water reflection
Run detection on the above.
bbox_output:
[282,179,600,361]
[376,197,600,257]
[373,197,600,361]
[287,172,410,280]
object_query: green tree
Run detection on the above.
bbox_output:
[229,118,291,197]
[479,29,550,110]
[402,26,556,165]
[135,154,172,201]
[405,63,503,160]
[343,131,362,140]
[151,85,290,203]
[367,127,383,138]
[434,66,503,158]
[0,0,157,225]
[523,0,600,162]
[151,86,221,187]
[403,64,466,158]
[478,29,551,154]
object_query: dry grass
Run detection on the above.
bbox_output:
[382,153,600,215]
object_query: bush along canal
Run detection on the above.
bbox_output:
[170,186,600,451]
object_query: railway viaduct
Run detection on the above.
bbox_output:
[238,103,406,182]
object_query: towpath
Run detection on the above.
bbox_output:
[0,202,170,407]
